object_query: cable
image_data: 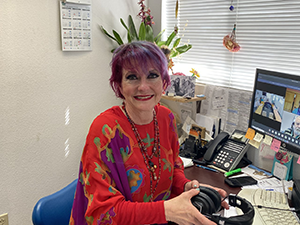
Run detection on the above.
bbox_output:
[221,195,228,203]
[253,205,300,213]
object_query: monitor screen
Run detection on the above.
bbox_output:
[249,68,300,155]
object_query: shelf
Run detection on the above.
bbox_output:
[161,95,206,103]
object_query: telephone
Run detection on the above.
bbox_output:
[203,130,250,172]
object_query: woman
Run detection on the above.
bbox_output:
[69,41,229,225]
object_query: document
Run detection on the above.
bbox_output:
[200,85,252,134]
[195,114,215,137]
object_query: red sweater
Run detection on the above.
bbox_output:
[70,104,190,225]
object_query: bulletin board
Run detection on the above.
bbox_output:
[60,1,92,51]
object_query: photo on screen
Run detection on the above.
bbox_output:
[283,88,300,115]
[253,90,284,122]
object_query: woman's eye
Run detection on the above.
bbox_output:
[126,74,138,80]
[148,72,160,79]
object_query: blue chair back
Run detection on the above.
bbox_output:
[32,179,77,225]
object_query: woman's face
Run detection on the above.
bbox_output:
[120,67,163,114]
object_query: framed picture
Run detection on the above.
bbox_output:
[165,75,196,97]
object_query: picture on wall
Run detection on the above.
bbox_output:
[165,75,195,97]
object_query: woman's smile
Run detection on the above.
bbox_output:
[134,94,154,100]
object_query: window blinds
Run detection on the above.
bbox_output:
[162,0,300,91]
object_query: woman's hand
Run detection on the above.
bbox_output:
[164,188,217,225]
[184,181,230,210]
[184,180,200,192]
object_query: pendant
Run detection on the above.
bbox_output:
[149,160,157,180]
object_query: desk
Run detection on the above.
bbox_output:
[184,165,241,195]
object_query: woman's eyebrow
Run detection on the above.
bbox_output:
[124,70,137,75]
[149,69,159,73]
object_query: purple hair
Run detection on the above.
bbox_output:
[109,41,170,99]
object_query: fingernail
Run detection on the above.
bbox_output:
[193,184,198,188]
[196,188,200,191]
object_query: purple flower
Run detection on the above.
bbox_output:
[137,0,155,26]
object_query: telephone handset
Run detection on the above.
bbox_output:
[203,132,230,162]
[203,130,249,172]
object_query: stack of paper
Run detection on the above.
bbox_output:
[180,156,194,168]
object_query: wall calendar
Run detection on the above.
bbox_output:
[60,1,92,51]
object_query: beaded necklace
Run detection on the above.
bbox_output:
[122,103,161,202]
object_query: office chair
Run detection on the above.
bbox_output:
[32,179,77,225]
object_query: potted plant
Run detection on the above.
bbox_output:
[100,0,192,72]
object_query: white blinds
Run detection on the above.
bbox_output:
[162,0,300,91]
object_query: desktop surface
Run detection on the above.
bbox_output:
[184,165,241,195]
[183,165,300,225]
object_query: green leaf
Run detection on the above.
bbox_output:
[165,31,177,47]
[172,38,181,48]
[120,18,132,42]
[156,41,166,47]
[127,32,132,43]
[128,15,138,41]
[145,25,154,42]
[170,44,192,58]
[113,30,124,45]
[100,26,118,42]
[139,23,146,40]
[154,29,165,43]
[120,18,129,31]
[170,51,179,58]
[176,44,192,53]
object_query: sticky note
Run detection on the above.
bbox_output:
[270,139,281,152]
[249,139,260,149]
[253,132,264,143]
[232,133,244,139]
[263,135,273,145]
[245,128,255,140]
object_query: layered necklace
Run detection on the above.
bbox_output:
[122,103,161,202]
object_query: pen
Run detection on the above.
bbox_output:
[195,164,220,173]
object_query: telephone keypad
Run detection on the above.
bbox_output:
[212,140,246,171]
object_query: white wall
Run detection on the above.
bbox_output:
[0,0,141,224]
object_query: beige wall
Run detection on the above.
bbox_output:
[0,0,141,224]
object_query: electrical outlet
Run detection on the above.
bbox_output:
[0,213,8,225]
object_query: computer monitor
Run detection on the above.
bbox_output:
[249,68,300,155]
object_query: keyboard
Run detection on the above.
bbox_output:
[238,188,299,225]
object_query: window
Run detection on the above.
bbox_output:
[162,0,300,91]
